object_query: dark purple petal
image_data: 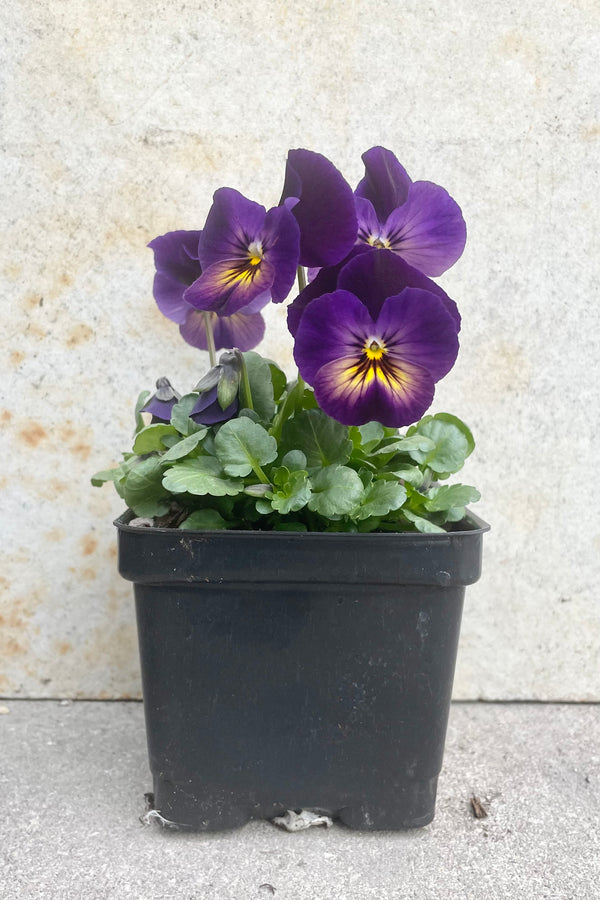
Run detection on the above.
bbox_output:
[148,230,202,280]
[355,196,384,247]
[198,188,266,270]
[148,230,203,323]
[190,386,239,425]
[293,290,374,384]
[286,246,369,337]
[382,181,467,276]
[355,147,412,220]
[377,289,459,382]
[141,397,177,422]
[180,308,265,352]
[337,248,461,330]
[261,205,301,303]
[313,355,434,428]
[183,259,274,316]
[141,378,181,423]
[280,149,358,268]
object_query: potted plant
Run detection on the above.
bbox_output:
[93,146,489,831]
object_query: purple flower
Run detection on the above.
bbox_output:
[190,386,239,426]
[141,377,181,423]
[183,188,300,316]
[354,146,466,277]
[148,230,265,351]
[287,246,460,337]
[293,251,459,428]
[280,149,358,268]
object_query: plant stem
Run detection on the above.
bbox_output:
[297,265,307,292]
[203,312,217,367]
[238,352,254,411]
[252,463,270,484]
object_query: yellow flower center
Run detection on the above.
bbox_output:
[247,241,263,267]
[367,235,390,250]
[365,338,385,360]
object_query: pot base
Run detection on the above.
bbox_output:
[151,774,439,831]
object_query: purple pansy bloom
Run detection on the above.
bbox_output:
[141,377,181,423]
[280,149,358,269]
[287,246,460,338]
[190,386,239,426]
[293,251,459,428]
[148,230,265,351]
[183,188,300,316]
[354,146,466,277]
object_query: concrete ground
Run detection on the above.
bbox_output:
[0,701,598,900]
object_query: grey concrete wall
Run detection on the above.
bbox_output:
[1,0,598,699]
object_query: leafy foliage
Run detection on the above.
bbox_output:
[92,351,479,531]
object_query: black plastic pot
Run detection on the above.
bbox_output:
[116,511,488,831]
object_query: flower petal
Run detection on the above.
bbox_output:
[377,289,459,383]
[148,230,202,323]
[313,355,435,428]
[198,188,266,269]
[337,247,461,330]
[287,246,369,337]
[355,147,412,220]
[183,258,274,316]
[180,308,265,352]
[293,290,374,384]
[190,386,239,425]
[281,149,358,268]
[355,196,384,247]
[262,205,301,303]
[382,181,467,276]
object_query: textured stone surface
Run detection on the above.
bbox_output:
[0,701,598,899]
[1,1,599,698]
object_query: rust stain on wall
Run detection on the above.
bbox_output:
[23,293,44,311]
[65,323,94,348]
[1,410,12,424]
[10,351,26,367]
[581,123,600,141]
[81,536,98,556]
[0,586,45,665]
[18,420,48,448]
[44,528,66,543]
[70,441,92,461]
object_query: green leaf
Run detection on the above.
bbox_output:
[408,414,475,475]
[214,418,278,478]
[132,423,178,454]
[384,465,426,488]
[170,394,202,436]
[162,457,244,496]
[134,390,151,433]
[370,434,435,457]
[242,351,276,421]
[423,484,481,512]
[160,429,207,462]
[179,509,228,530]
[90,467,123,487]
[267,361,287,401]
[351,479,407,521]
[308,466,364,518]
[281,450,307,471]
[281,409,352,469]
[269,380,313,441]
[349,422,386,451]
[401,509,446,533]
[122,456,170,517]
[270,470,311,515]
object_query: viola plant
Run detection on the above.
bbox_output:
[93,147,479,533]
